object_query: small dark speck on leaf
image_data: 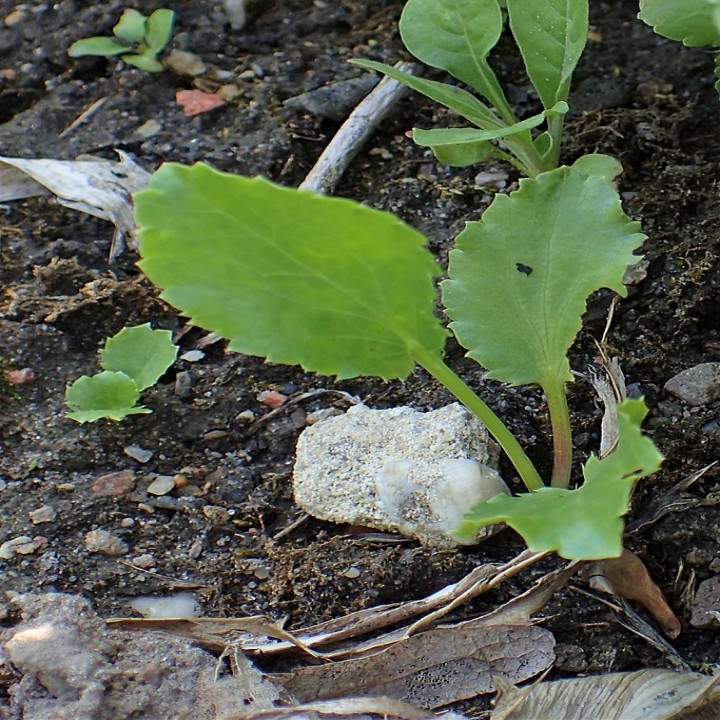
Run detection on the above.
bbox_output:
[516,263,533,276]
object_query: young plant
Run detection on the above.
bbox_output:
[351,0,589,176]
[68,8,175,73]
[65,323,178,423]
[638,0,720,95]
[134,159,662,560]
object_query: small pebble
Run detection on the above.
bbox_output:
[55,483,76,492]
[690,575,720,629]
[174,371,193,398]
[130,553,156,569]
[120,518,135,528]
[124,445,154,463]
[163,49,206,77]
[253,565,270,580]
[179,350,204,362]
[202,505,230,524]
[235,409,255,423]
[188,538,203,559]
[664,363,720,406]
[257,390,287,409]
[137,503,155,514]
[129,591,198,618]
[341,566,361,579]
[218,84,240,101]
[147,475,176,496]
[0,478,6,491]
[92,469,136,496]
[132,119,162,140]
[0,536,46,559]
[4,10,27,27]
[29,505,56,525]
[5,368,33,384]
[84,529,129,556]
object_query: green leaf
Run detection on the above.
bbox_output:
[638,0,720,46]
[113,8,147,43]
[412,102,568,167]
[351,59,504,129]
[100,324,178,391]
[145,8,175,53]
[398,0,511,116]
[455,399,663,559]
[507,0,589,108]
[122,53,165,72]
[442,162,645,386]
[68,37,130,57]
[135,163,447,380]
[65,371,149,423]
[570,153,624,186]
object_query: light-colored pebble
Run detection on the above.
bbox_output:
[146,475,176,496]
[84,529,129,556]
[164,49,207,77]
[29,505,56,525]
[129,592,198,618]
[124,445,154,463]
[0,536,46,559]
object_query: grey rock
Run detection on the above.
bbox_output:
[284,76,379,121]
[690,575,720,629]
[664,362,720,406]
[293,403,508,546]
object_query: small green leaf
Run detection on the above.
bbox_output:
[135,163,447,380]
[442,162,645,387]
[456,399,663,559]
[113,8,147,43]
[507,0,589,108]
[122,52,164,72]
[351,59,504,130]
[638,0,720,46]
[571,153,624,185]
[412,103,567,167]
[65,371,149,423]
[399,0,510,113]
[144,9,175,53]
[68,37,130,57]
[100,324,178,391]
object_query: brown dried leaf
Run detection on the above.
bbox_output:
[281,623,554,709]
[491,669,720,720]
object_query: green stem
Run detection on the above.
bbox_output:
[543,378,572,488]
[415,349,544,492]
[543,112,565,171]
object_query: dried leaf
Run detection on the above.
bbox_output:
[593,549,681,638]
[281,623,554,709]
[176,89,226,116]
[491,669,720,720]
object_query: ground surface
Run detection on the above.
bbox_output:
[0,0,719,717]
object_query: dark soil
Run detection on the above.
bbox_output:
[0,0,718,715]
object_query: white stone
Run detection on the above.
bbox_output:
[129,592,199,619]
[293,404,509,546]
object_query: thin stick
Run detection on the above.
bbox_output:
[58,96,108,139]
[299,62,418,195]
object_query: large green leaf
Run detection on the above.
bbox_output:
[350,60,504,129]
[113,9,146,43]
[68,36,130,57]
[507,0,589,108]
[442,160,645,386]
[399,0,511,115]
[135,163,447,380]
[144,8,175,53]
[65,371,149,423]
[100,324,178,391]
[638,0,720,46]
[455,399,663,559]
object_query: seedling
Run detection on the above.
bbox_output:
[638,0,720,94]
[68,8,175,73]
[65,324,178,422]
[351,0,589,176]
[134,158,662,560]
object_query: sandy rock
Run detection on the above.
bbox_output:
[28,505,56,525]
[84,529,128,556]
[690,575,720,629]
[1,592,276,719]
[293,404,508,546]
[664,363,720,406]
[91,469,136,496]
